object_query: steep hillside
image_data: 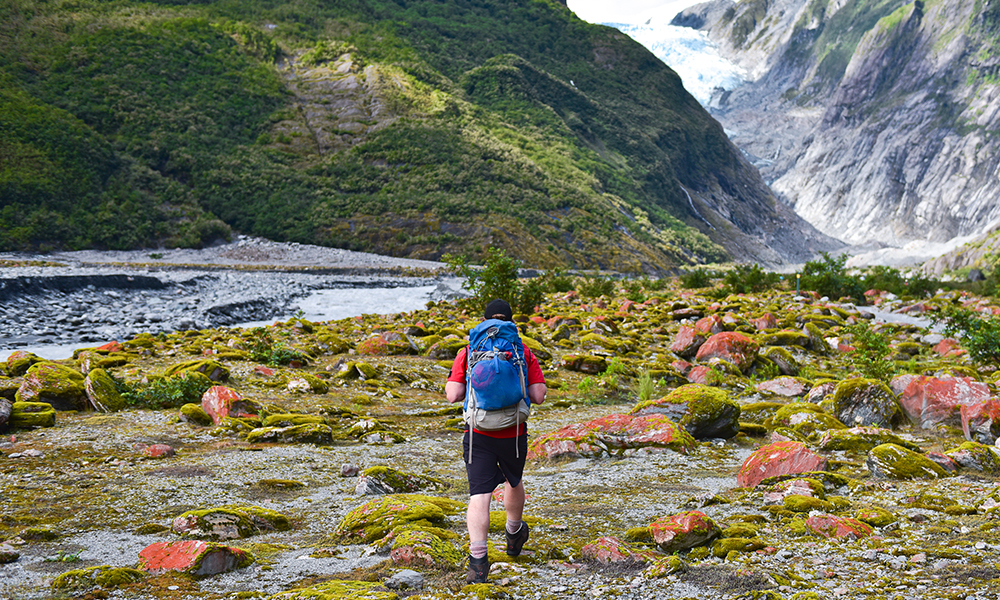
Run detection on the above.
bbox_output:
[676,0,1000,248]
[0,0,838,271]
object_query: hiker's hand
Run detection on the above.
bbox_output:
[445,381,465,403]
[528,383,546,405]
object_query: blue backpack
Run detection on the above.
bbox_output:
[464,319,529,413]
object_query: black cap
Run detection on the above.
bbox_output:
[483,299,513,321]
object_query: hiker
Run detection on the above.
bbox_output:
[446,298,547,584]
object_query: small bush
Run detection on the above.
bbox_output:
[937,307,1000,365]
[844,320,895,381]
[681,268,716,289]
[249,328,309,366]
[800,252,866,303]
[119,372,214,410]
[622,279,646,303]
[722,263,781,294]
[578,275,616,298]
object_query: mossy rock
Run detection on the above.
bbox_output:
[5,351,43,377]
[760,346,799,376]
[268,579,399,600]
[804,322,833,352]
[769,402,845,436]
[561,354,608,374]
[15,362,88,411]
[84,368,126,412]
[830,378,903,428]
[759,330,811,347]
[520,335,552,362]
[739,401,784,424]
[646,555,688,577]
[389,526,463,567]
[711,537,765,558]
[163,360,229,382]
[946,441,1000,475]
[245,423,334,445]
[784,494,833,513]
[316,334,350,354]
[0,377,19,402]
[335,361,380,381]
[286,373,329,394]
[426,338,467,360]
[867,443,949,480]
[51,565,146,591]
[817,426,920,453]
[263,413,326,427]
[409,334,442,353]
[357,466,447,494]
[348,418,405,443]
[9,401,56,428]
[172,505,290,539]
[179,403,214,426]
[855,505,896,527]
[721,523,759,538]
[579,332,621,352]
[335,494,464,543]
[632,384,740,439]
[459,583,509,599]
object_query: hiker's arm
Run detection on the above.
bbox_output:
[446,381,465,403]
[528,383,546,405]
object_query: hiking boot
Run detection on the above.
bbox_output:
[506,522,529,556]
[466,555,489,584]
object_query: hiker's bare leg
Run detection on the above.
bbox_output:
[467,492,492,542]
[504,481,525,523]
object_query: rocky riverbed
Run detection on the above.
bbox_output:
[0,236,460,355]
[3,262,1000,600]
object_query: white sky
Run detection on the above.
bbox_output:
[566,0,703,25]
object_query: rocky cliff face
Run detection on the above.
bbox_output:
[676,0,1000,248]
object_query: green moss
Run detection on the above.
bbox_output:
[335,494,464,543]
[460,583,510,599]
[262,413,327,427]
[818,427,919,453]
[721,523,759,538]
[759,330,811,347]
[390,526,462,566]
[267,579,399,600]
[784,494,833,513]
[245,423,334,445]
[51,565,146,591]
[9,402,56,428]
[173,505,291,539]
[625,526,653,543]
[180,403,214,426]
[854,506,896,527]
[867,443,949,480]
[163,359,229,382]
[360,466,445,494]
[84,368,126,412]
[712,537,765,558]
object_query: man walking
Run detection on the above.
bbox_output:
[446,299,547,584]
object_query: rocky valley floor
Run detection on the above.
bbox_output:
[3,252,1000,600]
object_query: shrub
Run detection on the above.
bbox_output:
[622,279,646,303]
[444,248,545,314]
[800,252,866,303]
[248,328,310,366]
[119,372,214,410]
[722,263,781,294]
[936,307,1000,365]
[680,268,716,289]
[578,275,616,298]
[844,320,895,382]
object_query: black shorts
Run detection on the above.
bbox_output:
[463,430,528,496]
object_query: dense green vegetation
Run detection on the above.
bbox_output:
[0,0,752,270]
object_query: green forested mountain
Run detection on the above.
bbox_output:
[0,0,835,271]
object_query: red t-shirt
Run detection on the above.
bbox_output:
[449,345,545,438]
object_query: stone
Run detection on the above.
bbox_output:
[163,360,229,382]
[335,494,464,544]
[759,329,812,347]
[686,366,723,386]
[581,536,656,564]
[830,378,903,428]
[5,351,43,377]
[751,313,779,330]
[695,332,759,373]
[756,376,810,397]
[761,346,799,376]
[388,527,461,567]
[854,506,896,527]
[945,441,1000,475]
[84,368,126,412]
[737,441,828,488]
[385,569,424,590]
[805,515,873,540]
[631,384,741,439]
[892,375,990,429]
[562,354,607,374]
[693,314,725,334]
[648,511,721,553]
[0,543,18,564]
[9,402,56,429]
[817,426,920,453]
[144,444,175,458]
[527,413,698,460]
[426,338,467,360]
[866,443,949,480]
[933,338,964,357]
[172,505,290,540]
[0,398,10,429]
[961,399,1000,444]
[245,423,334,445]
[268,580,399,600]
[804,381,838,404]
[51,565,146,591]
[355,466,445,495]
[201,386,260,425]
[15,363,88,411]
[761,477,825,505]
[669,326,706,358]
[138,540,254,576]
[179,403,214,426]
[770,402,845,437]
